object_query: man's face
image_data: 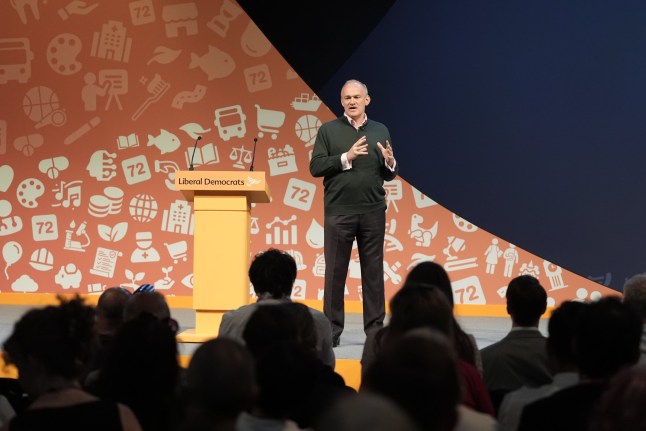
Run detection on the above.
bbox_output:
[341,83,370,122]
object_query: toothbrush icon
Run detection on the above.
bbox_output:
[131,74,170,121]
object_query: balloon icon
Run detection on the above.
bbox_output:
[3,241,22,280]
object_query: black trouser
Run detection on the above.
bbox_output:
[323,208,386,339]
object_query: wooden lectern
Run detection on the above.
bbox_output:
[174,170,271,342]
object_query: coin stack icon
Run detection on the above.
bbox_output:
[88,186,124,217]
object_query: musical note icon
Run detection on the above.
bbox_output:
[53,180,83,208]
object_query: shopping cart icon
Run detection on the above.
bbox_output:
[164,241,188,264]
[255,104,285,140]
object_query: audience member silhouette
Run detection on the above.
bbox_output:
[517,296,642,431]
[92,313,180,431]
[123,290,178,332]
[240,302,353,430]
[315,392,420,431]
[362,328,496,431]
[361,282,495,417]
[219,248,335,368]
[1,295,141,431]
[480,275,551,412]
[588,364,646,431]
[497,300,585,431]
[176,338,257,431]
[404,261,482,373]
[622,273,646,364]
[86,287,132,379]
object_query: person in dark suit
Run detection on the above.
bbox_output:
[480,275,552,412]
[309,79,399,347]
[517,296,642,431]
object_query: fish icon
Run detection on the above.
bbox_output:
[189,45,235,80]
[147,129,180,154]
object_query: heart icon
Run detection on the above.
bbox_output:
[0,165,14,192]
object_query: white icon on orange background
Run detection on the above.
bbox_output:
[214,105,246,141]
[291,94,321,112]
[452,275,486,305]
[283,178,315,211]
[117,133,140,149]
[97,222,128,243]
[129,0,156,26]
[39,156,69,180]
[90,247,122,278]
[87,150,117,181]
[2,241,22,280]
[241,20,271,57]
[265,215,298,246]
[154,266,175,290]
[453,213,478,233]
[13,133,43,156]
[16,178,44,208]
[53,180,82,208]
[11,275,38,292]
[163,3,198,37]
[189,45,235,80]
[412,187,437,208]
[31,214,59,241]
[91,21,132,62]
[147,129,180,154]
[384,219,404,252]
[121,154,152,185]
[255,104,285,140]
[161,200,194,234]
[0,120,6,155]
[503,243,518,277]
[58,1,99,20]
[179,122,210,140]
[172,85,207,109]
[294,115,321,147]
[47,34,82,75]
[22,87,67,128]
[64,116,101,146]
[267,144,297,176]
[154,160,180,190]
[83,70,128,111]
[312,254,325,277]
[0,39,34,84]
[0,165,14,192]
[164,240,187,264]
[131,74,170,121]
[89,186,124,217]
[55,263,83,289]
[384,180,402,212]
[243,64,272,93]
[29,247,54,271]
[207,0,242,37]
[64,220,90,252]
[408,214,438,248]
[131,231,160,263]
[147,46,181,65]
[544,260,567,291]
[305,219,324,249]
[129,193,158,223]
[0,200,23,236]
[484,238,503,275]
[230,144,252,169]
[10,0,40,24]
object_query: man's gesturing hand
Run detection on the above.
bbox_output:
[347,136,369,161]
[377,140,394,167]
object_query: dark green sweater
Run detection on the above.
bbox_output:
[309,116,399,216]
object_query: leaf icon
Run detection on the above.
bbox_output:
[97,224,112,241]
[126,269,134,280]
[147,46,182,65]
[110,222,128,242]
[134,272,145,282]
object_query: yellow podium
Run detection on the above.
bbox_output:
[174,170,271,342]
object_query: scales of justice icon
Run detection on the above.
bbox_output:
[229,145,252,169]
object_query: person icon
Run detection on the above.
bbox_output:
[130,232,160,263]
[82,72,110,111]
[484,238,503,275]
[503,243,519,277]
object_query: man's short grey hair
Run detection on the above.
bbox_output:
[623,273,646,319]
[342,79,368,96]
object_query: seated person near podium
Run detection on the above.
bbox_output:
[219,248,336,369]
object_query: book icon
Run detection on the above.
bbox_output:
[117,133,140,149]
[185,142,219,168]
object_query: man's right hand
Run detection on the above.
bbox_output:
[347,136,368,161]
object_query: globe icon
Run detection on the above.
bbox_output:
[129,194,158,222]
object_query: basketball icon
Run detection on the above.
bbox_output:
[22,86,67,128]
[295,114,321,147]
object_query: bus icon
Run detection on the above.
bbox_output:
[0,38,34,84]
[214,105,246,141]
